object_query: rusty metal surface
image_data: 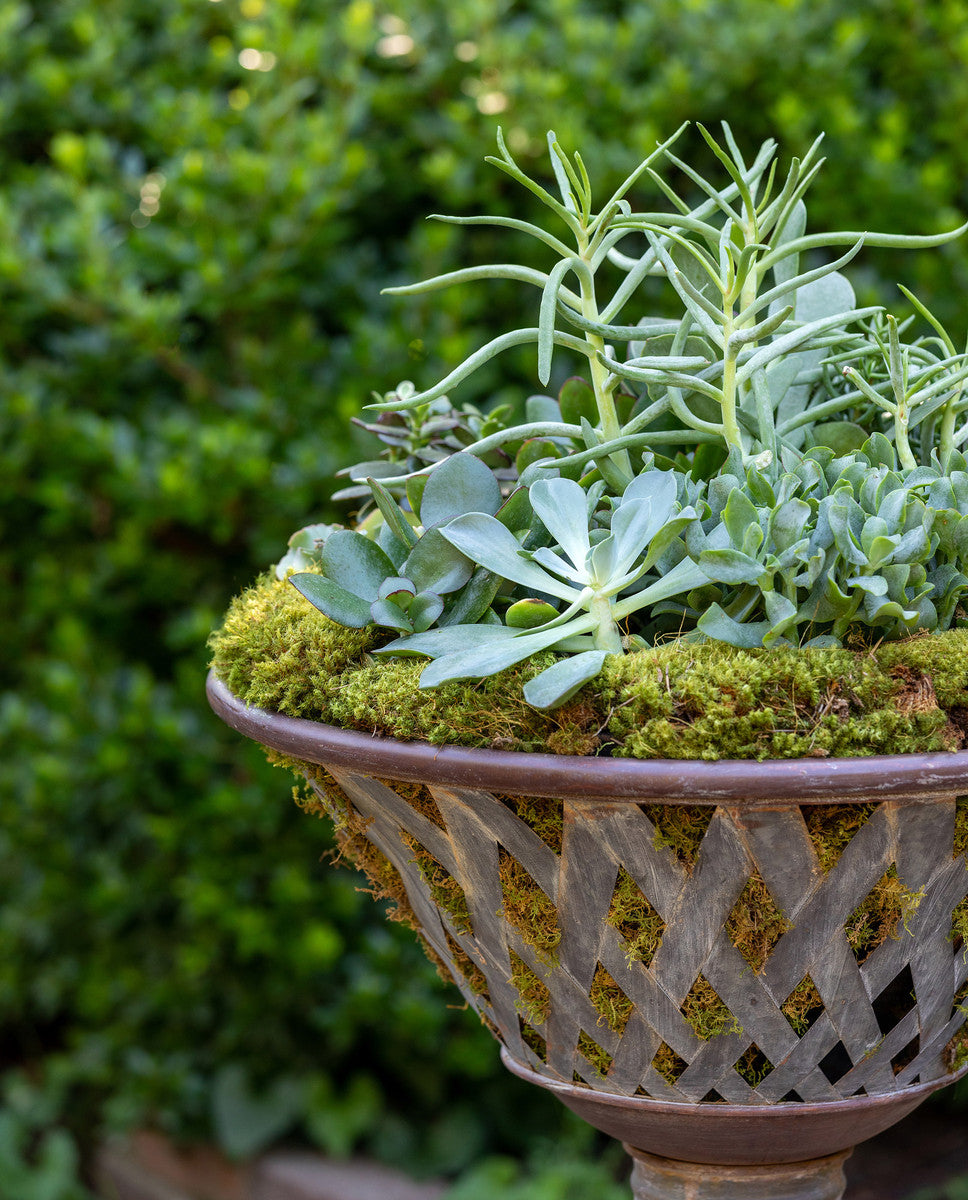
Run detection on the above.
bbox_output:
[206,671,968,805]
[628,1147,850,1199]
[502,1048,968,1165]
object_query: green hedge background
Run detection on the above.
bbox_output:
[5,0,968,1194]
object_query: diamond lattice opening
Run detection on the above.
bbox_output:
[781,975,825,1035]
[577,1030,614,1080]
[404,835,472,933]
[652,1044,688,1085]
[508,949,551,1026]
[444,931,488,998]
[641,804,714,870]
[818,1041,852,1085]
[891,1035,920,1076]
[606,868,665,967]
[725,870,791,972]
[497,793,563,853]
[734,1043,775,1086]
[803,804,874,872]
[872,964,916,1035]
[846,865,923,964]
[499,851,560,961]
[680,974,741,1040]
[589,964,634,1035]
[384,779,446,828]
[520,1018,547,1063]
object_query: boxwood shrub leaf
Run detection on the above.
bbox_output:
[522,650,609,709]
[289,573,373,628]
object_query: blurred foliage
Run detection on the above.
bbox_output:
[4,0,968,1190]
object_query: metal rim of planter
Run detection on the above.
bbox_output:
[206,671,968,804]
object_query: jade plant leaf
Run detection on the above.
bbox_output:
[290,573,373,628]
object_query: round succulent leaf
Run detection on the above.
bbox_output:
[494,486,534,533]
[320,529,397,602]
[403,527,474,595]
[419,451,503,528]
[525,393,562,423]
[378,576,416,603]
[369,597,415,633]
[409,591,445,632]
[505,598,560,628]
[289,573,373,628]
[289,523,336,553]
[558,376,598,426]
[697,547,765,585]
[515,437,563,474]
[812,421,868,454]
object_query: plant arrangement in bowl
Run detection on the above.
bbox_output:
[208,125,968,1200]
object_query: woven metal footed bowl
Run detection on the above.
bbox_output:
[207,672,968,1168]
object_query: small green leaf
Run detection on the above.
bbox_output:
[812,421,868,454]
[558,376,598,425]
[516,437,563,473]
[419,451,503,528]
[403,528,474,595]
[409,591,445,632]
[370,598,414,632]
[522,650,609,709]
[696,604,772,648]
[506,599,560,628]
[368,477,418,548]
[698,547,765,585]
[290,573,373,628]
[320,530,396,602]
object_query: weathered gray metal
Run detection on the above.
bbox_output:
[207,672,968,1196]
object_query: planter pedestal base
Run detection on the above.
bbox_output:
[627,1148,850,1200]
[502,1048,968,1199]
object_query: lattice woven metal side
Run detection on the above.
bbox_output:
[309,766,968,1106]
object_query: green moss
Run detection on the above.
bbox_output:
[508,952,551,1025]
[606,869,665,966]
[725,872,792,972]
[782,977,825,1036]
[590,965,635,1035]
[208,573,379,718]
[211,575,968,759]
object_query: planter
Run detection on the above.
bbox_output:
[207,671,968,1200]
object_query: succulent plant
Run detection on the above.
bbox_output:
[281,124,968,707]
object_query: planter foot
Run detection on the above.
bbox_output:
[626,1146,851,1200]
